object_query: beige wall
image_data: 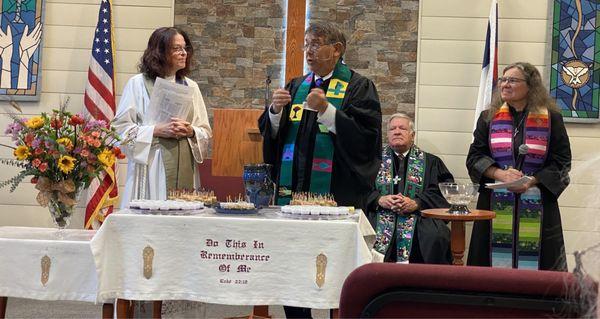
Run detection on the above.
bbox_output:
[0,0,173,228]
[416,0,600,270]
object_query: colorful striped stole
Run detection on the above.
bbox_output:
[489,103,550,269]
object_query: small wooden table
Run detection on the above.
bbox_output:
[421,209,495,266]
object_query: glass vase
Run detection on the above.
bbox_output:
[47,189,81,238]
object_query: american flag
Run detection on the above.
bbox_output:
[83,0,118,229]
[473,0,498,129]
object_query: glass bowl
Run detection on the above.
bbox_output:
[438,182,479,215]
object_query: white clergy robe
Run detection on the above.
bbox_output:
[113,73,212,208]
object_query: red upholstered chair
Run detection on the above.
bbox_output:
[339,263,596,318]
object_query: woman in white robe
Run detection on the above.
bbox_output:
[114,27,211,208]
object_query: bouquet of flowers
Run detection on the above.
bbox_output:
[1,100,125,228]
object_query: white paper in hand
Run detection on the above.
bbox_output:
[486,176,533,189]
[147,77,194,124]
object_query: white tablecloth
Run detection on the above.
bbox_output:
[0,227,98,302]
[91,209,375,309]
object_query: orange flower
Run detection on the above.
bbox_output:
[112,146,126,159]
[69,114,85,126]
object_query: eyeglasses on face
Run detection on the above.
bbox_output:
[302,42,336,53]
[171,46,191,54]
[497,76,526,84]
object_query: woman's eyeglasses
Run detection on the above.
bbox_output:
[497,77,526,84]
[171,46,191,54]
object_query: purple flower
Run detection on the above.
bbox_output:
[45,140,53,148]
[4,122,23,135]
[73,146,83,154]
[85,119,107,130]
[31,138,41,148]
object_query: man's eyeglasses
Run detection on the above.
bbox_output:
[497,77,526,84]
[302,42,336,53]
[171,46,191,54]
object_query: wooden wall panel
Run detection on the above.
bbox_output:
[420,17,548,42]
[420,40,546,65]
[43,48,142,74]
[285,0,306,83]
[421,0,549,19]
[212,109,264,177]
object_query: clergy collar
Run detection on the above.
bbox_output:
[393,149,409,158]
[314,71,333,82]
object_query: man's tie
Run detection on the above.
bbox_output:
[394,153,405,193]
[315,78,323,88]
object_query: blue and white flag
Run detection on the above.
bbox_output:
[474,0,498,128]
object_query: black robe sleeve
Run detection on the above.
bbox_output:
[330,73,382,210]
[466,111,496,184]
[333,75,382,181]
[416,154,455,210]
[414,154,454,264]
[534,111,571,198]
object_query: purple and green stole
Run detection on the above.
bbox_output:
[489,103,550,270]
[373,146,426,262]
[276,61,351,205]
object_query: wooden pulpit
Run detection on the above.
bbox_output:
[212,108,264,177]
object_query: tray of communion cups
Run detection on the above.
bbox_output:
[126,189,217,215]
[279,193,355,220]
[127,199,205,216]
[213,195,259,215]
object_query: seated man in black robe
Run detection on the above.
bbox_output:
[258,22,381,319]
[366,112,453,264]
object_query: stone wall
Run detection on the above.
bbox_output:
[175,0,286,110]
[308,0,419,119]
[175,0,419,119]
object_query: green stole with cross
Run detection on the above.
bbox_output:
[372,145,426,262]
[276,61,351,205]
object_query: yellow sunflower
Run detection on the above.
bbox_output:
[98,149,115,167]
[25,116,44,129]
[14,145,31,160]
[56,137,73,149]
[57,155,76,174]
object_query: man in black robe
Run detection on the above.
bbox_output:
[259,22,381,212]
[366,113,453,264]
[259,22,381,319]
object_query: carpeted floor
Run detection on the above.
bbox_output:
[4,298,331,318]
